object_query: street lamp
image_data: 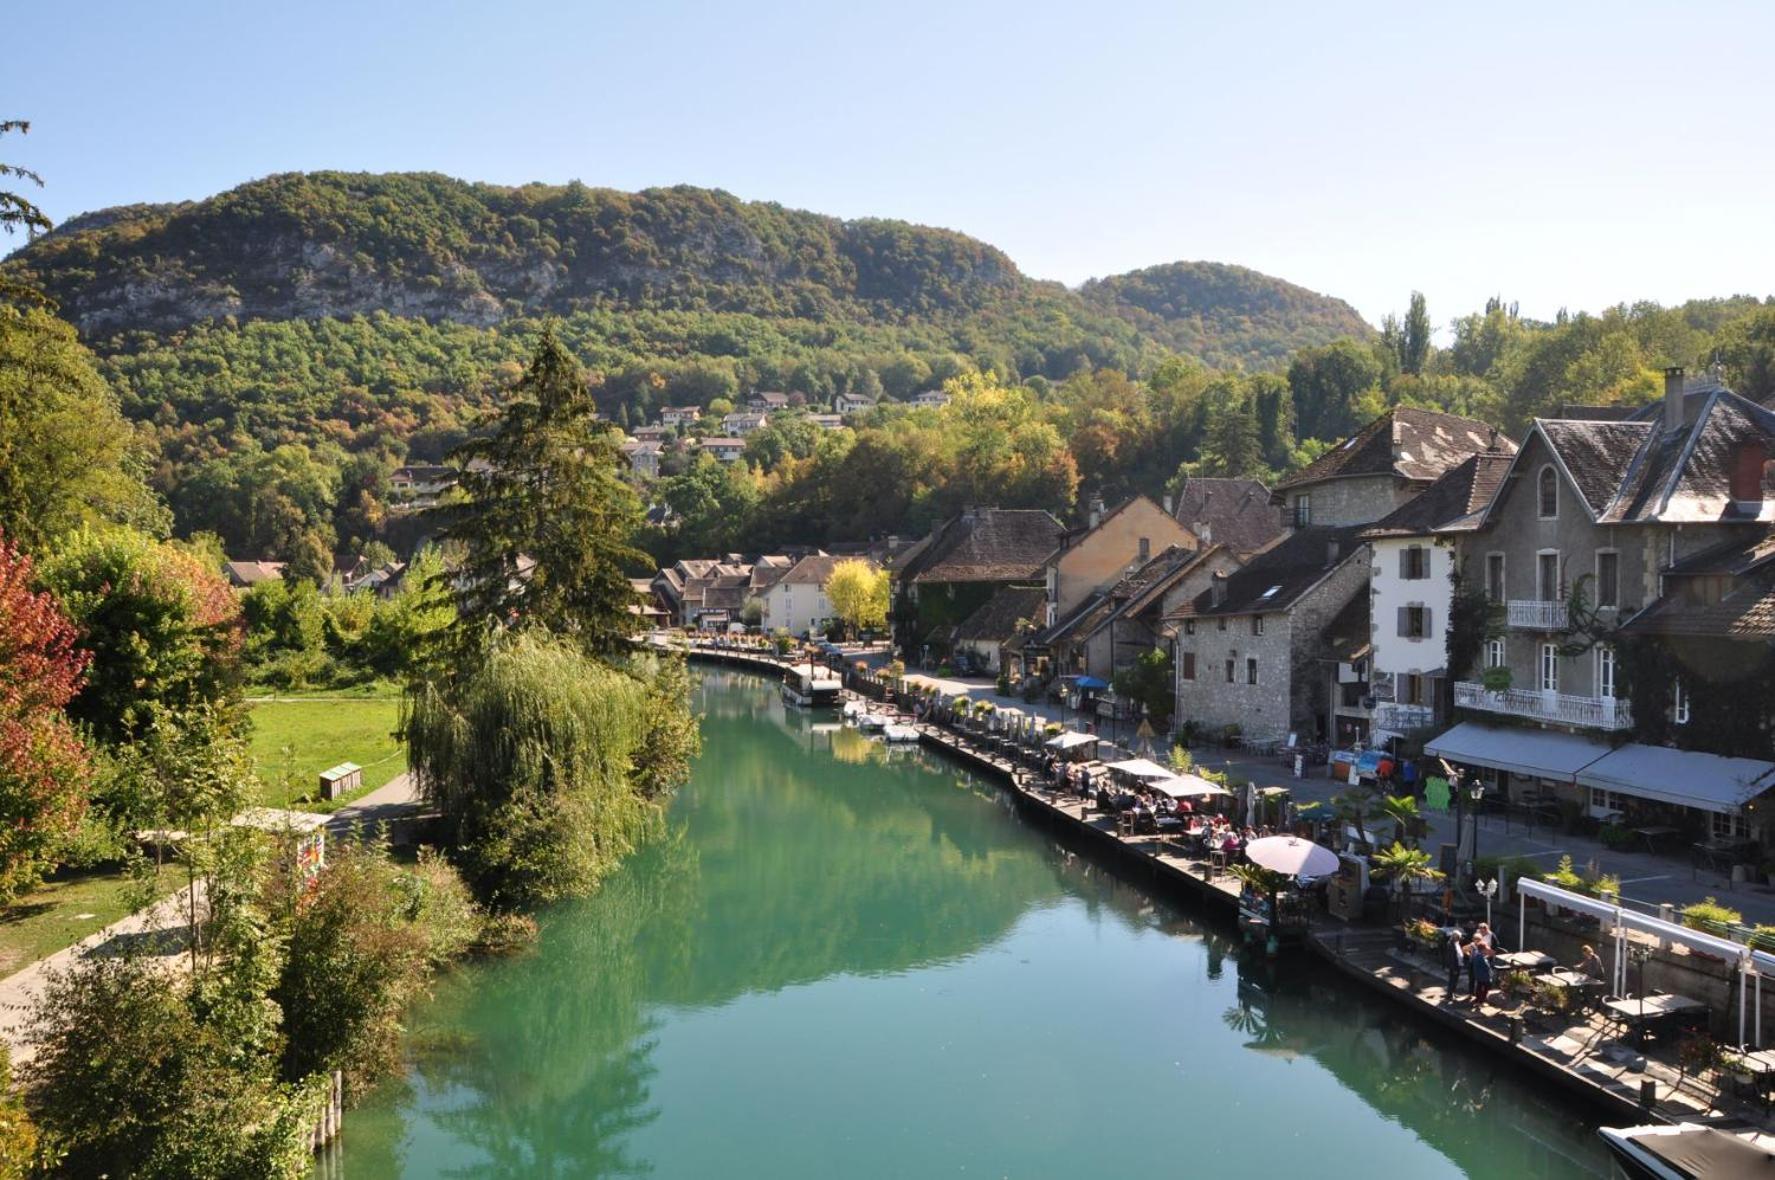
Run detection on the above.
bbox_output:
[1476,877,1498,932]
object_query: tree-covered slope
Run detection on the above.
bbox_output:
[1080,260,1373,369]
[4,172,1366,376]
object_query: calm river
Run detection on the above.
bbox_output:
[331,669,1611,1178]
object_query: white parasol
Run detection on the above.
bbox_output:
[1149,774,1231,799]
[1106,757,1175,781]
[1244,835,1339,878]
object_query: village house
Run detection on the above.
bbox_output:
[1169,525,1371,746]
[747,391,792,412]
[225,560,286,588]
[807,413,844,431]
[1361,451,1517,738]
[1271,406,1510,529]
[660,405,703,428]
[620,439,663,479]
[700,437,747,464]
[761,554,854,638]
[1426,369,1775,846]
[1170,476,1285,559]
[954,586,1046,675]
[722,411,768,437]
[389,464,457,505]
[888,508,1066,664]
[833,391,877,417]
[630,424,671,443]
[911,390,950,409]
[1018,495,1198,677]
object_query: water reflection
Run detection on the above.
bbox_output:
[333,672,1608,1179]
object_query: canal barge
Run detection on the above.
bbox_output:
[782,664,843,709]
[1598,1123,1774,1179]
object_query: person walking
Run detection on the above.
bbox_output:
[1443,927,1466,1000]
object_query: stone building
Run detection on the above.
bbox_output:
[1428,370,1775,843]
[888,508,1065,664]
[1168,525,1369,744]
[1169,476,1284,559]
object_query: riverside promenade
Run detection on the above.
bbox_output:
[682,639,1775,1138]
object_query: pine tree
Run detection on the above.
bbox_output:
[440,328,647,656]
[1400,291,1432,375]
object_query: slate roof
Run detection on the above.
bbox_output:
[1171,477,1282,555]
[1274,407,1513,495]
[1511,386,1775,526]
[1078,545,1226,645]
[778,554,847,586]
[225,560,285,586]
[1362,452,1515,537]
[1168,525,1366,618]
[1623,581,1775,639]
[953,586,1046,643]
[893,509,1065,584]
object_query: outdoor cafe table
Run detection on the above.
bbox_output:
[1632,825,1682,854]
[1533,970,1606,1009]
[1494,950,1556,971]
[1724,1049,1775,1106]
[1604,994,1709,1046]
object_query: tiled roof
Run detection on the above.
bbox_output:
[1274,407,1514,494]
[1362,452,1515,537]
[1171,477,1282,555]
[1663,530,1775,577]
[1170,525,1366,618]
[954,586,1046,643]
[1078,545,1224,643]
[896,509,1065,584]
[1623,580,1775,639]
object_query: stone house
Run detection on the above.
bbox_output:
[834,391,877,416]
[700,437,747,463]
[888,508,1065,664]
[1170,476,1284,559]
[1068,544,1243,683]
[1168,525,1370,744]
[1428,369,1775,840]
[1271,406,1510,529]
[660,406,702,428]
[1361,452,1516,737]
[619,439,662,479]
[954,586,1046,674]
[747,391,791,412]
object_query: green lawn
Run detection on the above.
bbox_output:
[0,868,164,977]
[247,694,407,811]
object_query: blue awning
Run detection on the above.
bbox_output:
[1072,675,1109,690]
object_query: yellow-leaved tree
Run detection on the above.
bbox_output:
[824,559,888,639]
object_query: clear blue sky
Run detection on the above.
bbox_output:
[7,0,1772,329]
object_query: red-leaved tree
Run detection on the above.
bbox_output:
[0,534,92,900]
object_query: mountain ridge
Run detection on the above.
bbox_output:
[4,170,1371,369]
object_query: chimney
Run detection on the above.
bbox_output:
[1201,522,1213,547]
[1326,539,1341,566]
[1088,497,1105,528]
[1210,571,1228,608]
[1664,366,1686,433]
[1162,493,1174,516]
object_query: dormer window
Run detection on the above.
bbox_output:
[1538,466,1559,520]
[1293,493,1312,528]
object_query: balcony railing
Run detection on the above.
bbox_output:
[1372,702,1435,732]
[1507,599,1570,630]
[1454,681,1632,731]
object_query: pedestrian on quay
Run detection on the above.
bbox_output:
[1468,939,1494,1007]
[1443,927,1466,1000]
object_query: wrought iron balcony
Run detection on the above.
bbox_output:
[1507,599,1570,630]
[1454,681,1632,731]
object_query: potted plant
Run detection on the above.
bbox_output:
[1481,665,1512,696]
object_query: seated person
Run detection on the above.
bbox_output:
[1574,944,1605,981]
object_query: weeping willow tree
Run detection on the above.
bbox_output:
[405,630,662,906]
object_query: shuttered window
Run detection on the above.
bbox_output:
[1181,652,1196,681]
[1397,605,1432,639]
[1399,546,1430,580]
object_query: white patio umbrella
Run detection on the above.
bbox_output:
[1244,835,1339,879]
[1106,757,1175,781]
[1149,774,1231,799]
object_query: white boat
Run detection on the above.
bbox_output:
[881,724,920,744]
[1598,1123,1775,1179]
[842,700,868,721]
[782,665,842,708]
[858,712,889,732]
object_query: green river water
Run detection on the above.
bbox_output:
[330,669,1613,1178]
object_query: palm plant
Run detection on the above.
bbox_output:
[1379,794,1424,849]
[1371,840,1443,920]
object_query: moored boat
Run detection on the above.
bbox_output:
[782,664,842,708]
[1598,1123,1775,1179]
[881,723,920,743]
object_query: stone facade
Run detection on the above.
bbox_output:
[1282,475,1415,530]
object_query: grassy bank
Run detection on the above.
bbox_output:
[0,868,165,977]
[247,692,406,811]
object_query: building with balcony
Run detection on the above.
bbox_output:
[1361,451,1516,740]
[1428,369,1775,843]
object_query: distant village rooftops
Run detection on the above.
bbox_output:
[1361,451,1515,538]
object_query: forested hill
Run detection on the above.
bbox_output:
[4,170,1364,370]
[1080,261,1373,369]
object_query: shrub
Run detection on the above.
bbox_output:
[1599,823,1636,851]
[1683,896,1743,934]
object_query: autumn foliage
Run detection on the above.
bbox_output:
[0,536,92,900]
